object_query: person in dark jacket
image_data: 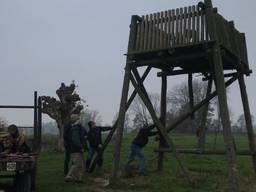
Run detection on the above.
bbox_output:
[124,124,158,175]
[64,114,87,182]
[85,121,112,172]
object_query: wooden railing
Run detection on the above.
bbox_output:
[131,4,249,69]
[215,14,248,67]
[133,5,209,52]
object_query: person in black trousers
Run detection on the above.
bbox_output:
[85,121,112,172]
[123,124,158,175]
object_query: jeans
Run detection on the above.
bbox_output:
[124,144,145,173]
[85,146,103,172]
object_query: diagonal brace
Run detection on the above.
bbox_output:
[130,71,193,184]
[89,67,152,172]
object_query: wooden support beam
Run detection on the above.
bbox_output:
[238,74,256,173]
[110,15,137,182]
[205,0,240,190]
[166,75,237,133]
[188,73,194,119]
[0,105,35,109]
[38,96,42,152]
[202,72,239,81]
[157,70,191,77]
[33,91,38,152]
[197,79,213,151]
[90,67,151,172]
[130,71,193,184]
[133,52,206,67]
[158,72,167,171]
[155,148,255,156]
[110,63,131,182]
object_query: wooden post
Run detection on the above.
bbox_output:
[188,73,194,119]
[157,73,167,171]
[110,63,131,182]
[204,0,239,191]
[33,91,38,152]
[238,74,256,173]
[38,96,42,152]
[197,79,212,151]
[110,15,138,183]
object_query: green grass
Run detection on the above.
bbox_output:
[2,133,256,192]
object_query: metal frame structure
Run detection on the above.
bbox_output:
[0,91,42,152]
[0,91,42,191]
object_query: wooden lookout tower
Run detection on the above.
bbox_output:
[109,0,255,191]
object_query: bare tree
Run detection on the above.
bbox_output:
[167,79,215,133]
[41,82,84,151]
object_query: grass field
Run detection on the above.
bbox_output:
[2,133,256,192]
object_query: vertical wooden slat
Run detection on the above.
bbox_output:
[139,16,145,51]
[164,11,169,48]
[175,8,179,45]
[167,10,172,47]
[135,20,141,51]
[241,33,249,69]
[229,23,237,55]
[148,14,153,50]
[187,6,192,43]
[224,20,232,50]
[205,7,209,41]
[219,15,226,46]
[143,15,149,50]
[171,9,175,47]
[159,12,164,49]
[201,9,205,41]
[219,15,228,46]
[240,33,247,65]
[178,8,183,45]
[196,5,200,42]
[238,33,244,63]
[235,31,242,60]
[225,21,233,52]
[156,12,160,49]
[231,25,239,56]
[191,5,196,43]
[152,13,156,50]
[183,7,188,44]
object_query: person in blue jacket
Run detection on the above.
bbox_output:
[64,114,87,182]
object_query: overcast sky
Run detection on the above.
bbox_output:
[0,0,255,126]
